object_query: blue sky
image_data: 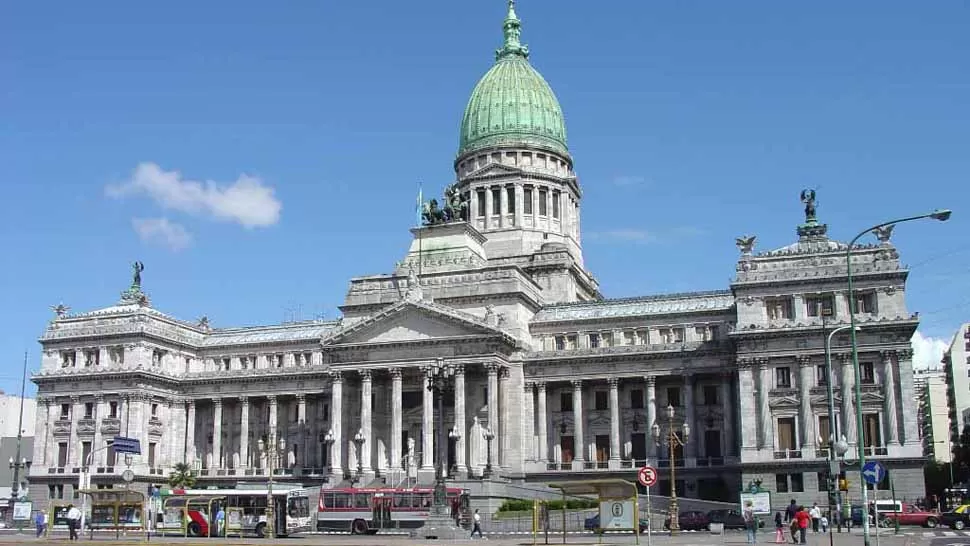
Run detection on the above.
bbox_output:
[2,1,968,395]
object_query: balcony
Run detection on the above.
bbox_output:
[100,418,121,436]
[773,449,803,460]
[863,446,889,457]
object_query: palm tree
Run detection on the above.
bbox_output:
[168,462,196,489]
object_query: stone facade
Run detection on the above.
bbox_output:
[27,3,927,512]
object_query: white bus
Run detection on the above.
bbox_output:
[158,486,312,538]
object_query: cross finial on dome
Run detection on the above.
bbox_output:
[496,0,529,60]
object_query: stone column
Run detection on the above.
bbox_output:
[523,380,535,464]
[454,365,467,473]
[484,187,494,227]
[360,370,372,473]
[239,397,250,468]
[296,394,307,468]
[757,360,773,450]
[646,376,657,459]
[390,368,403,471]
[798,356,815,455]
[330,372,343,474]
[840,354,857,445]
[422,370,434,470]
[268,395,278,442]
[486,364,499,470]
[719,372,734,457]
[186,401,196,465]
[499,367,511,468]
[609,378,621,464]
[68,396,81,468]
[882,351,900,446]
[572,379,585,467]
[513,185,524,227]
[537,382,548,463]
[499,184,508,227]
[738,361,756,454]
[896,349,920,445]
[92,395,104,469]
[212,399,223,470]
[683,374,696,459]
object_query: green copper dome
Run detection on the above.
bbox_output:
[458,1,568,158]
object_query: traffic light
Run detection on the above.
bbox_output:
[838,471,849,492]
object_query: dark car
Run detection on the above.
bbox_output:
[583,513,649,533]
[707,509,765,530]
[939,504,970,530]
[663,510,710,532]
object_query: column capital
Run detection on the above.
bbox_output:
[453,363,466,376]
[70,395,80,404]
[94,394,105,403]
[390,367,403,379]
[571,379,583,389]
[239,396,249,405]
[880,350,896,363]
[736,357,755,369]
[796,355,812,367]
[213,397,223,408]
[499,366,510,380]
[185,399,195,409]
[536,381,547,392]
[607,377,619,388]
[360,369,372,382]
[267,395,277,405]
[896,348,914,361]
[682,372,694,384]
[755,357,769,369]
[644,375,656,387]
[485,363,500,376]
[837,353,853,364]
[296,394,306,403]
[328,370,343,384]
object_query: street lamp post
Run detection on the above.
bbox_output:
[822,315,858,541]
[483,427,495,479]
[353,430,365,483]
[8,457,30,532]
[448,428,461,478]
[257,434,286,539]
[7,352,28,532]
[844,209,952,546]
[323,429,335,479]
[652,404,690,535]
[414,360,463,540]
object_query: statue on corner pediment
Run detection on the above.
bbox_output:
[735,235,756,255]
[800,189,817,223]
[421,183,469,226]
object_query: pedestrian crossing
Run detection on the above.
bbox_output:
[922,530,970,538]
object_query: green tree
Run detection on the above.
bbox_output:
[168,462,196,489]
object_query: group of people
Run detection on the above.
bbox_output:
[774,501,830,544]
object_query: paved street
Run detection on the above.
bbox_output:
[0,528,951,545]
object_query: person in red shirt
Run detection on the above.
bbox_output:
[794,507,810,544]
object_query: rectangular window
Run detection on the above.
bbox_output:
[623,331,635,345]
[594,391,608,411]
[704,430,722,457]
[601,332,613,347]
[524,187,533,214]
[554,336,565,351]
[588,333,600,348]
[81,442,92,468]
[491,188,501,215]
[816,364,829,386]
[817,472,829,492]
[776,474,789,493]
[777,417,797,450]
[695,326,717,342]
[630,389,644,409]
[507,187,515,214]
[57,443,68,468]
[667,387,681,407]
[148,443,157,468]
[672,328,685,343]
[222,358,231,371]
[84,403,94,419]
[151,403,158,417]
[806,294,835,317]
[790,473,804,492]
[109,401,118,418]
[538,189,548,215]
[703,385,719,406]
[60,404,70,419]
[863,413,881,447]
[560,392,573,412]
[775,367,792,388]
[636,331,648,345]
[818,416,831,448]
[765,297,794,320]
[854,292,876,314]
[477,189,486,217]
[561,435,574,463]
[861,362,875,384]
[566,335,577,349]
[552,190,561,219]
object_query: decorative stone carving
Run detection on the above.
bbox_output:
[735,235,757,255]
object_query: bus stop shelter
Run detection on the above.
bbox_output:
[78,489,146,539]
[547,479,643,545]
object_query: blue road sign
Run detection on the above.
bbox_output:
[862,461,886,485]
[111,436,142,455]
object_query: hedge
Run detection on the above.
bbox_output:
[497,498,599,512]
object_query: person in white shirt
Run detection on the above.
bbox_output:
[471,509,484,538]
[809,504,821,533]
[65,504,82,541]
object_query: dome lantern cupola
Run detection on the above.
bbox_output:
[457,0,569,160]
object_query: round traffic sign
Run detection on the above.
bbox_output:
[638,466,658,487]
[121,469,135,483]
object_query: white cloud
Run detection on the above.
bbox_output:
[132,217,193,251]
[107,162,281,228]
[911,330,948,370]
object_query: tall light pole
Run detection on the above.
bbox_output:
[483,427,495,478]
[8,351,28,531]
[323,429,335,479]
[823,316,857,540]
[845,209,952,546]
[652,404,689,535]
[258,433,285,539]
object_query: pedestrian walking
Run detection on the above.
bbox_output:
[774,511,785,543]
[743,500,757,544]
[810,503,821,532]
[34,510,47,538]
[820,513,829,533]
[795,507,810,544]
[65,503,82,541]
[471,508,485,539]
[785,499,798,522]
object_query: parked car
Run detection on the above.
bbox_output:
[583,513,649,533]
[939,504,970,530]
[707,509,765,529]
[876,502,939,528]
[663,511,709,532]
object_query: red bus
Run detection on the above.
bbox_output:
[317,486,471,534]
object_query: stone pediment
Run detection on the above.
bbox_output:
[463,163,522,180]
[768,396,800,409]
[321,299,515,348]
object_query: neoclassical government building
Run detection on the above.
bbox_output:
[29,2,924,508]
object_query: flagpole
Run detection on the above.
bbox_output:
[417,183,423,277]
